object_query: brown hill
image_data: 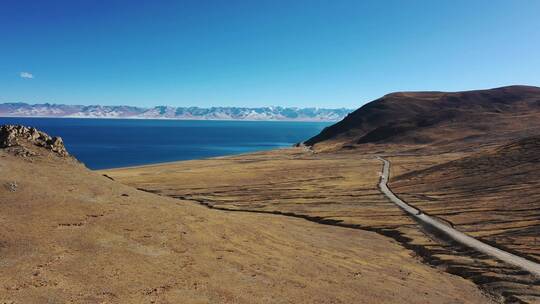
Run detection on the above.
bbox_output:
[305,85,540,150]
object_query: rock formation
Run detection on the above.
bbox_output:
[0,125,69,157]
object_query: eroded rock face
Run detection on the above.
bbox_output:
[0,125,69,157]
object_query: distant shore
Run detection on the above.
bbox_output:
[0,115,341,122]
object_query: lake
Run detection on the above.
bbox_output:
[0,117,331,169]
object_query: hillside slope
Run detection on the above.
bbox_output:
[305,85,540,150]
[391,136,540,260]
[0,126,490,303]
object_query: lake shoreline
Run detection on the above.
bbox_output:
[0,117,330,169]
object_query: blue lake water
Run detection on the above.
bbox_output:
[0,117,331,169]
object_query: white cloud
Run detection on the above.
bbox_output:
[20,72,34,79]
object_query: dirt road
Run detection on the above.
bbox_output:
[377,156,540,277]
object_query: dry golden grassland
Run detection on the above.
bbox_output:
[0,146,492,304]
[105,147,540,303]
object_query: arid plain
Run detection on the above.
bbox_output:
[104,144,540,303]
[2,86,540,303]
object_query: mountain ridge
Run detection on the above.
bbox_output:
[0,103,351,122]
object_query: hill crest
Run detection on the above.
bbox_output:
[305,85,540,149]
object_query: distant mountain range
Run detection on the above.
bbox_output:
[0,103,352,122]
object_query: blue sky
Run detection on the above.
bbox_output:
[1,0,539,108]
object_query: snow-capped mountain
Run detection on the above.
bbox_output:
[0,103,351,121]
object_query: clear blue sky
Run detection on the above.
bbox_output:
[1,0,539,108]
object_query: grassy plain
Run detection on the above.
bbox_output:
[105,145,540,303]
[0,144,492,303]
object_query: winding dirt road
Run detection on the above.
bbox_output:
[377,156,540,277]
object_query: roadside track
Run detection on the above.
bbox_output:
[377,156,540,277]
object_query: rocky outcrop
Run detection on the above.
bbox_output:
[0,125,69,157]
